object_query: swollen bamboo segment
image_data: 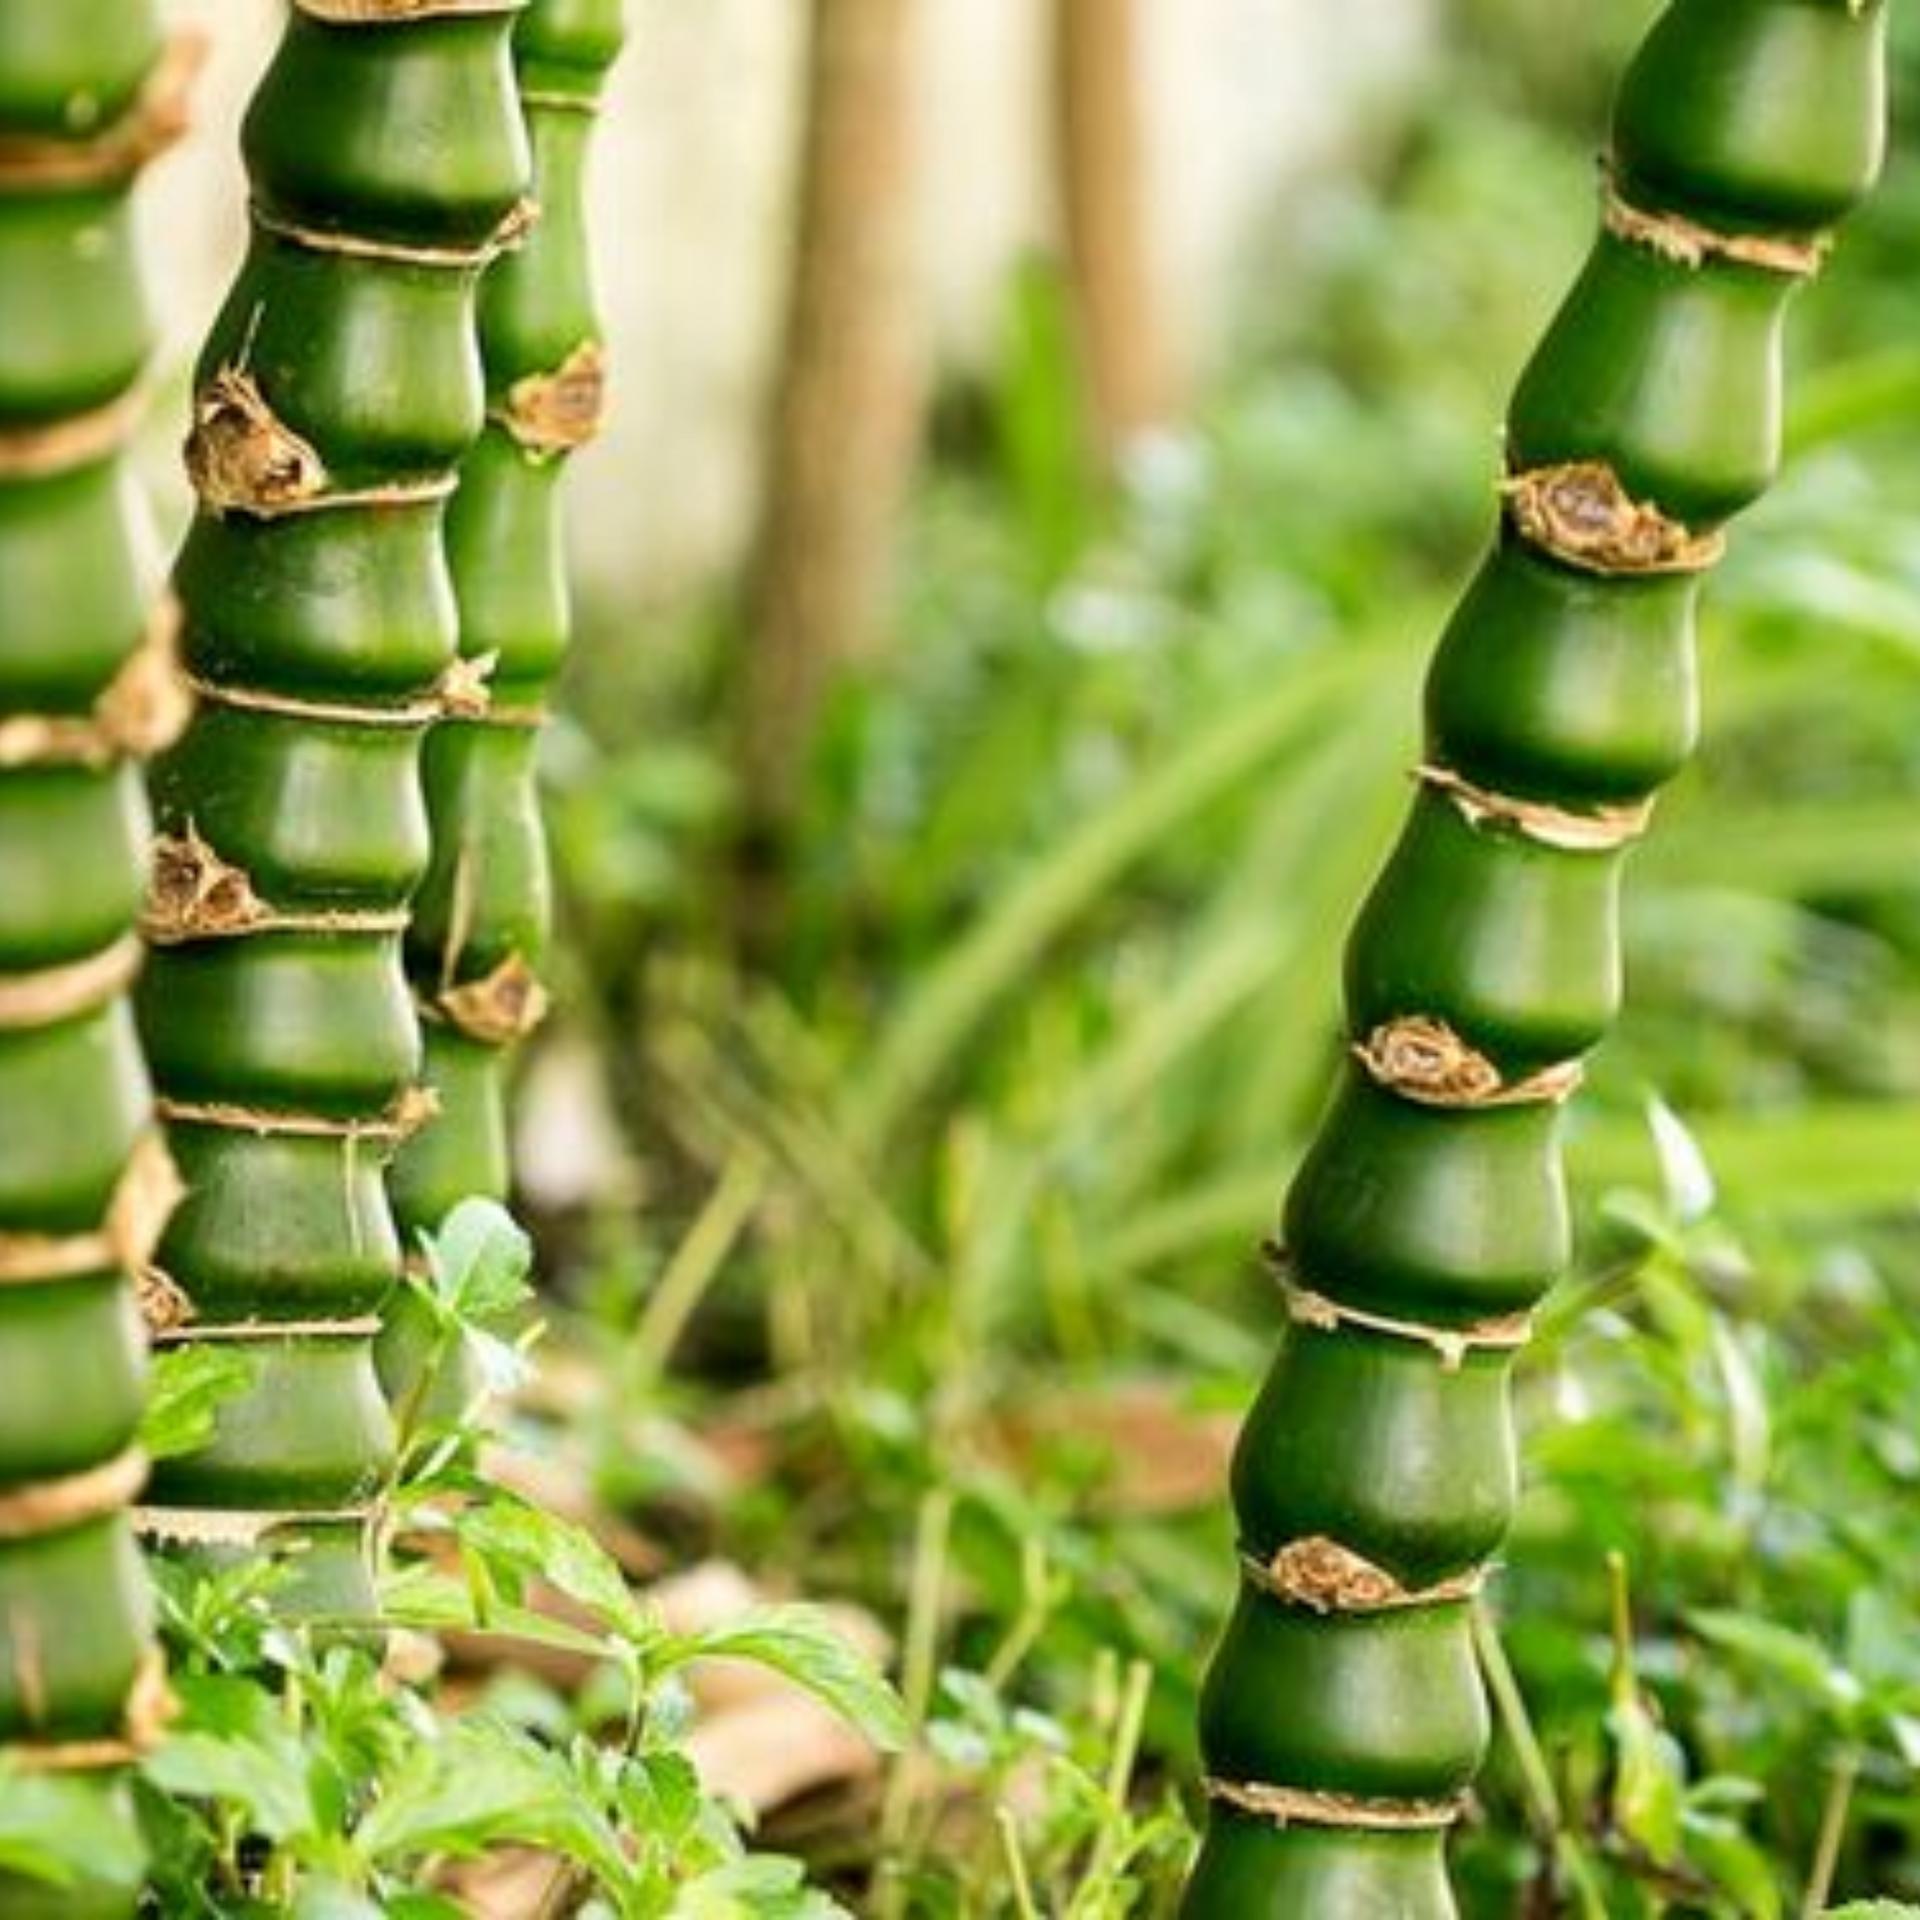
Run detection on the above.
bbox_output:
[387,0,624,1346]
[1183,4,1887,1910]
[136,0,530,1615]
[0,4,188,1907]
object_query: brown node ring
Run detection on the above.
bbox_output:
[426,953,552,1046]
[0,384,144,483]
[1204,1778,1466,1833]
[0,32,206,189]
[0,1134,183,1289]
[294,0,524,20]
[1243,1536,1485,1615]
[143,826,411,946]
[0,934,144,1032]
[155,1084,440,1146]
[0,594,193,768]
[1353,1015,1581,1109]
[183,674,443,731]
[1417,763,1652,854]
[249,195,538,271]
[4,1647,175,1775]
[148,1313,384,1348]
[1266,1251,1534,1373]
[0,1447,148,1543]
[494,340,608,455]
[1502,460,1724,577]
[1601,166,1828,278]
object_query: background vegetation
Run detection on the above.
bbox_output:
[513,1,1920,1911]
[21,0,1913,1913]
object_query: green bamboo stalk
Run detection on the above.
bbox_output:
[0,6,192,1910]
[386,0,625,1387]
[1182,5,1888,1910]
[134,0,530,1619]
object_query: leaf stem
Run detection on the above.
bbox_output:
[1798,1748,1859,1919]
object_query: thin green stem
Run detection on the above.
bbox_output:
[873,1486,953,1918]
[629,1145,769,1385]
[1799,1748,1859,1920]
[999,1807,1043,1920]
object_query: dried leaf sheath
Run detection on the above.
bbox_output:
[1182,4,1888,1910]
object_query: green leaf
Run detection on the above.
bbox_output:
[421,1198,534,1329]
[669,1605,909,1753]
[455,1494,655,1645]
[1689,1611,1860,1719]
[1822,1906,1920,1918]
[352,1724,577,1862]
[1682,1807,1781,1920]
[142,1674,315,1840]
[140,1346,254,1462]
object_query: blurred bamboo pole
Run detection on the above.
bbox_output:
[734,0,925,945]
[1056,0,1179,462]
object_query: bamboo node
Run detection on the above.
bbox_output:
[431,953,552,1045]
[1602,167,1828,278]
[1204,1777,1466,1833]
[0,1134,182,1289]
[0,593,194,770]
[183,673,442,731]
[0,383,145,483]
[145,825,265,940]
[144,826,415,946]
[1267,1255,1535,1371]
[150,1313,384,1348]
[496,340,608,454]
[0,934,144,1032]
[132,1503,372,1549]
[1417,764,1653,853]
[1245,1537,1485,1614]
[294,0,525,21]
[3,1649,176,1775]
[437,651,499,718]
[250,193,539,272]
[1353,1016,1582,1109]
[0,1448,148,1543]
[1502,460,1724,577]
[155,1086,437,1146]
[0,32,207,190]
[187,366,329,518]
[136,1264,195,1336]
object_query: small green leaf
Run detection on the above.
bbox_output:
[142,1675,315,1841]
[1647,1095,1716,1224]
[671,1606,909,1752]
[421,1198,534,1329]
[456,1495,655,1644]
[140,1346,254,1462]
[1690,1611,1859,1719]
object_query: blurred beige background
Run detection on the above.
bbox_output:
[147,0,1432,604]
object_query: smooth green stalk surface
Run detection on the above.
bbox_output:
[137,0,529,1619]
[1183,4,1888,1910]
[388,0,625,1393]
[0,5,177,1911]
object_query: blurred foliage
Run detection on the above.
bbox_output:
[531,1,1920,1910]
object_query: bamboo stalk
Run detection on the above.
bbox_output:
[135,3,531,1618]
[0,5,193,1909]
[385,0,625,1396]
[1182,4,1888,1909]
